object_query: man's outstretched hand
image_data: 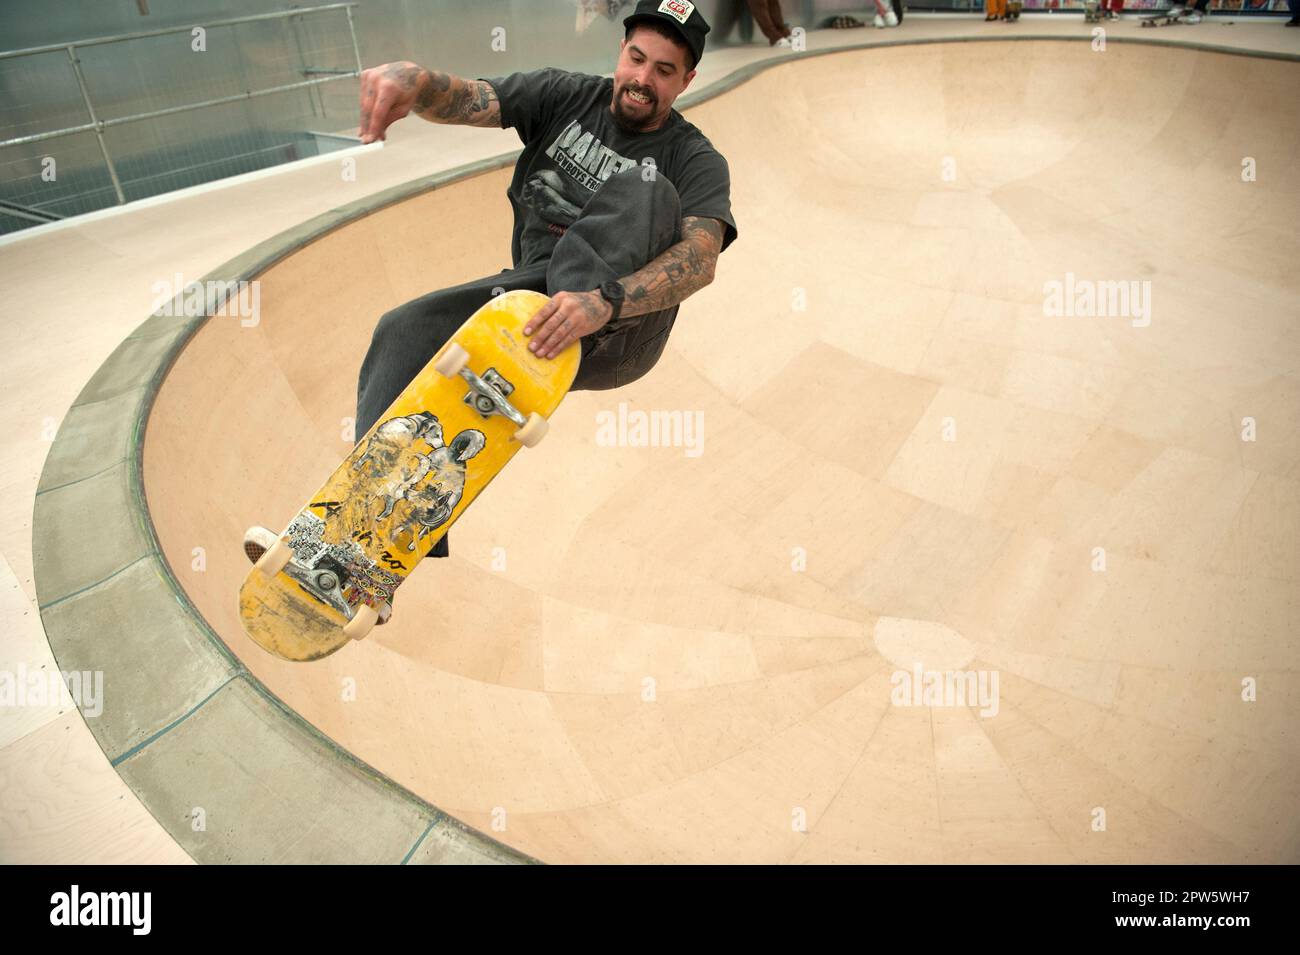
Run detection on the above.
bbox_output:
[524,290,614,359]
[358,62,426,144]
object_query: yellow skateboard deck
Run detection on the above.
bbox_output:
[238,290,579,661]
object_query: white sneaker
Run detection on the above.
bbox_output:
[1184,11,1201,21]
[873,13,885,27]
[885,11,899,26]
[1167,4,1187,14]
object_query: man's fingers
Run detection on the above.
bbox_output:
[364,89,400,141]
[523,300,556,336]
[534,314,574,357]
[543,336,572,359]
[525,297,584,358]
[530,315,563,354]
[537,327,572,359]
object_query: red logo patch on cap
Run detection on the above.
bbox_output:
[658,0,695,25]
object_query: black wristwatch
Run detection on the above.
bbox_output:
[599,279,625,324]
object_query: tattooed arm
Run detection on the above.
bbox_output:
[359,61,500,142]
[619,216,724,318]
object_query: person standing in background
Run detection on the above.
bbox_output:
[873,0,901,27]
[744,0,794,45]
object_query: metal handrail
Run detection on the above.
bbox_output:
[3,76,361,148]
[0,3,360,59]
[0,3,362,206]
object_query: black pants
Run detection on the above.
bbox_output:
[355,166,684,557]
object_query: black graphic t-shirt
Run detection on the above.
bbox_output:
[479,67,738,270]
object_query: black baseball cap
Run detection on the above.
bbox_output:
[623,0,711,69]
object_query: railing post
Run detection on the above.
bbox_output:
[345,5,363,76]
[65,44,126,205]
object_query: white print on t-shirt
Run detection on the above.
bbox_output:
[545,119,642,192]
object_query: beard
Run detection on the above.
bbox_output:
[610,86,658,133]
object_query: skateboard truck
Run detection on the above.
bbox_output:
[435,343,548,446]
[282,556,351,618]
[460,366,524,426]
[254,512,395,637]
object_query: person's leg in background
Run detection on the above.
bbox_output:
[766,0,794,38]
[745,0,789,43]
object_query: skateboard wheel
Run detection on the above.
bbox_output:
[254,539,292,578]
[343,603,378,641]
[513,412,548,447]
[434,343,469,377]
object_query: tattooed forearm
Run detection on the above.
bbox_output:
[458,81,499,124]
[431,77,499,125]
[395,66,500,127]
[621,241,713,316]
[619,217,722,317]
[411,68,449,114]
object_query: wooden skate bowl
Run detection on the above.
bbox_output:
[137,40,1299,863]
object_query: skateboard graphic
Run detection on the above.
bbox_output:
[238,289,580,662]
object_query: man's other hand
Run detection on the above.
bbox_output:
[523,290,614,359]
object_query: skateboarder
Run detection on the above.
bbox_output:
[245,0,738,594]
